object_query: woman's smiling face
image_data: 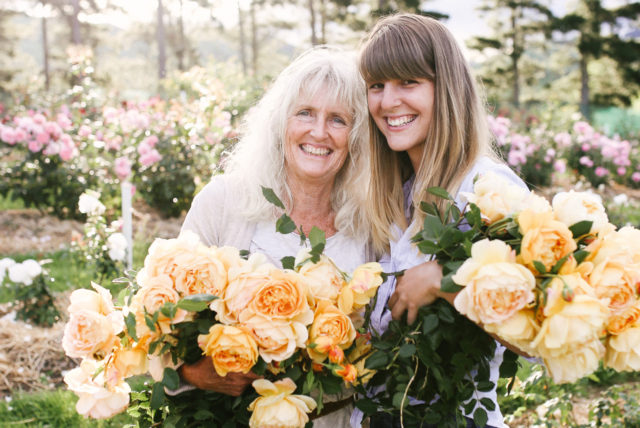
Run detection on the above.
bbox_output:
[284,86,352,185]
[367,78,435,169]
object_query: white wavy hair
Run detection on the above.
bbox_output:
[224,46,370,238]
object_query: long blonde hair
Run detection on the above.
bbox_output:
[359,14,494,254]
[225,46,370,239]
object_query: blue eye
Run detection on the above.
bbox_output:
[297,109,310,116]
[368,83,383,90]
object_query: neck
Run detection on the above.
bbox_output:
[287,176,337,237]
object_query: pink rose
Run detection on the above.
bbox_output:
[139,149,161,167]
[28,139,43,153]
[114,157,132,180]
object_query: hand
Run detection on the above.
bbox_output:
[388,260,450,325]
[179,357,260,396]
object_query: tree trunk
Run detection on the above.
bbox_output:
[511,8,520,109]
[579,53,590,119]
[70,0,81,44]
[320,0,326,44]
[238,0,247,77]
[157,0,167,79]
[250,0,258,76]
[177,0,185,71]
[308,0,318,46]
[41,14,50,91]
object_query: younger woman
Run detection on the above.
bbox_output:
[359,13,528,428]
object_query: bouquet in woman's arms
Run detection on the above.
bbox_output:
[62,191,383,427]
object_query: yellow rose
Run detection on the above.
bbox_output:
[532,275,609,357]
[552,190,614,235]
[211,253,275,324]
[338,263,383,314]
[335,364,358,383]
[307,300,356,363]
[452,239,536,325]
[543,338,605,384]
[62,310,122,360]
[246,269,314,324]
[296,250,345,303]
[248,378,317,428]
[605,325,640,372]
[107,345,148,381]
[591,226,640,266]
[63,358,130,419]
[460,172,549,223]
[347,335,376,386]
[67,282,117,317]
[607,303,640,335]
[142,231,237,297]
[241,313,308,363]
[518,210,577,272]
[198,324,258,376]
[484,309,539,356]
[589,259,638,316]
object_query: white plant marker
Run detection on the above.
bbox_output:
[121,181,133,269]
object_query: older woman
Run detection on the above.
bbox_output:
[178,47,373,426]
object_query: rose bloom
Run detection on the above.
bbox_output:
[552,190,614,235]
[78,190,105,216]
[198,324,259,376]
[335,363,358,383]
[64,359,130,419]
[518,210,577,272]
[605,325,640,372]
[296,249,345,303]
[241,313,308,363]
[607,303,640,335]
[460,171,545,223]
[62,310,121,360]
[338,262,383,314]
[142,231,236,297]
[307,300,356,363]
[248,378,316,428]
[543,338,605,384]
[106,345,148,381]
[348,336,376,386]
[67,282,118,318]
[453,239,536,325]
[148,352,182,382]
[246,269,314,324]
[532,275,609,358]
[484,309,539,356]
[211,253,274,324]
[591,226,640,266]
[589,259,638,316]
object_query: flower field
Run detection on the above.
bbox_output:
[2,54,640,427]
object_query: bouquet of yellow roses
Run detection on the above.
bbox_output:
[62,202,382,427]
[426,171,640,383]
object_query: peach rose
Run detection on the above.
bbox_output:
[338,262,383,314]
[62,310,121,360]
[307,300,356,363]
[148,352,182,382]
[198,324,258,376]
[532,275,609,358]
[241,313,308,363]
[107,345,148,381]
[518,210,577,272]
[605,325,640,372]
[211,253,275,324]
[296,250,345,303]
[64,359,130,419]
[543,338,605,384]
[248,378,316,428]
[460,172,550,223]
[484,309,539,356]
[348,335,376,386]
[335,364,358,383]
[607,303,640,335]
[552,190,614,235]
[245,269,314,324]
[453,239,536,325]
[589,259,638,316]
[67,282,117,316]
[591,226,640,266]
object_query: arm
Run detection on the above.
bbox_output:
[388,260,533,358]
[179,357,260,396]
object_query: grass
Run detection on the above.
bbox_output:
[0,191,25,210]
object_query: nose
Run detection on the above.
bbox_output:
[380,85,401,110]
[309,117,328,139]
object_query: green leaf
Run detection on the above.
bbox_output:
[309,227,326,249]
[145,314,157,332]
[281,256,295,270]
[533,260,547,275]
[177,294,218,312]
[420,201,438,216]
[473,407,488,428]
[551,254,570,274]
[150,382,165,410]
[354,397,378,415]
[569,220,593,238]
[440,273,463,293]
[162,368,180,390]
[125,312,138,342]
[193,409,215,420]
[392,391,407,409]
[416,240,439,255]
[427,186,453,200]
[364,350,389,370]
[463,398,477,415]
[398,343,416,358]
[422,313,439,335]
[261,186,285,209]
[160,302,177,319]
[422,215,445,240]
[480,397,496,411]
[574,249,590,264]
[476,380,494,392]
[276,214,297,234]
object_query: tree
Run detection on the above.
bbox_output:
[552,0,640,118]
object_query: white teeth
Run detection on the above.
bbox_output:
[387,115,416,127]
[301,144,331,156]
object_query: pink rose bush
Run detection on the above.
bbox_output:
[63,230,383,425]
[448,172,640,383]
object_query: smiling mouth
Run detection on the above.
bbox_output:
[301,144,331,156]
[386,115,416,127]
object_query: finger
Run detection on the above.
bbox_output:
[388,291,398,309]
[391,298,407,321]
[407,305,417,325]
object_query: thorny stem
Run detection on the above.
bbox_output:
[400,355,419,428]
